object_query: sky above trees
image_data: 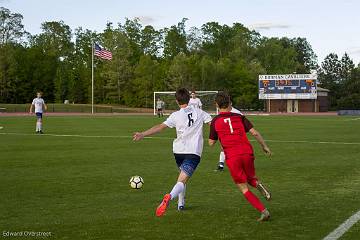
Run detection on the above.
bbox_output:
[1,0,360,64]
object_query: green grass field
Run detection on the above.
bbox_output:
[1,115,360,240]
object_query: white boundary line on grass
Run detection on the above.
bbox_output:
[1,132,360,145]
[323,209,360,240]
[344,117,360,121]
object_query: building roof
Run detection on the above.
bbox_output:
[317,87,330,92]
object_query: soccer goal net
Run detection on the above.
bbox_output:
[153,91,219,115]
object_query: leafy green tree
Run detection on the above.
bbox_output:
[29,21,74,102]
[121,18,143,64]
[290,37,318,72]
[125,55,162,107]
[337,62,359,109]
[0,7,26,45]
[163,18,188,59]
[1,7,359,111]
[141,25,162,57]
[339,53,355,82]
[318,53,355,109]
[0,7,27,102]
[166,53,192,89]
[201,22,233,59]
[99,22,133,104]
[257,37,299,74]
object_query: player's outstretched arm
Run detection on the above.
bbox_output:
[43,103,48,111]
[249,128,272,156]
[133,123,168,141]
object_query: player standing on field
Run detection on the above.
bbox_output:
[133,88,212,217]
[29,91,47,134]
[156,98,165,117]
[209,91,272,221]
[217,104,242,171]
[188,91,202,109]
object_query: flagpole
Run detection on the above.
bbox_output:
[91,42,94,114]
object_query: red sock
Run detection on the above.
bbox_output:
[243,190,265,212]
[248,179,258,188]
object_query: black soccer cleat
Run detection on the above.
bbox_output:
[256,182,272,201]
[216,162,224,171]
[216,165,224,171]
[178,206,185,211]
[39,130,44,134]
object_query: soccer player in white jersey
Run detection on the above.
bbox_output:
[133,88,212,217]
[156,98,165,117]
[29,91,47,134]
[188,91,202,109]
[217,105,242,171]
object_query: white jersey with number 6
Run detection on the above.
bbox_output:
[32,97,45,113]
[163,105,212,157]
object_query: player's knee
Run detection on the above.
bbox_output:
[237,183,249,193]
[178,177,188,184]
[177,171,190,183]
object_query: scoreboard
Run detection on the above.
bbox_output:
[259,74,317,100]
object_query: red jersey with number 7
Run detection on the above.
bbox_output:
[209,112,254,157]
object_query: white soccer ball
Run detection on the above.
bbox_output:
[129,176,144,189]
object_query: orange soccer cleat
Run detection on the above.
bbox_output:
[156,194,171,217]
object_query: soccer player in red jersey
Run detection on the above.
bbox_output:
[209,91,272,221]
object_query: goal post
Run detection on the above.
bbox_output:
[153,91,219,115]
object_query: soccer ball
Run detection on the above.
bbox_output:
[129,176,144,189]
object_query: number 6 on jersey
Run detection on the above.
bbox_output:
[224,118,233,133]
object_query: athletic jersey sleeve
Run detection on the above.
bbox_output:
[163,113,176,128]
[202,110,212,124]
[209,118,218,140]
[32,98,35,105]
[242,116,253,132]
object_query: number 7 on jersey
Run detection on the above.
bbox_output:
[224,118,234,133]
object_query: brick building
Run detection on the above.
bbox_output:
[264,87,330,113]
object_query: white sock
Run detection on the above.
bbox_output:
[36,122,40,131]
[39,122,42,131]
[178,184,186,207]
[170,182,185,200]
[219,151,225,164]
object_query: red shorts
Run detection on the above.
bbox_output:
[226,154,257,184]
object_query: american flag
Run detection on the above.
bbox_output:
[94,43,112,60]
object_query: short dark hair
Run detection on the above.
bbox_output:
[215,91,231,109]
[175,88,190,105]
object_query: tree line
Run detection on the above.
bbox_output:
[0,7,359,109]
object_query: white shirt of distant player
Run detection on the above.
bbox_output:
[163,105,212,157]
[231,107,242,115]
[156,100,164,109]
[188,97,202,108]
[32,97,45,113]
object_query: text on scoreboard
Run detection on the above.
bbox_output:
[258,74,317,99]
